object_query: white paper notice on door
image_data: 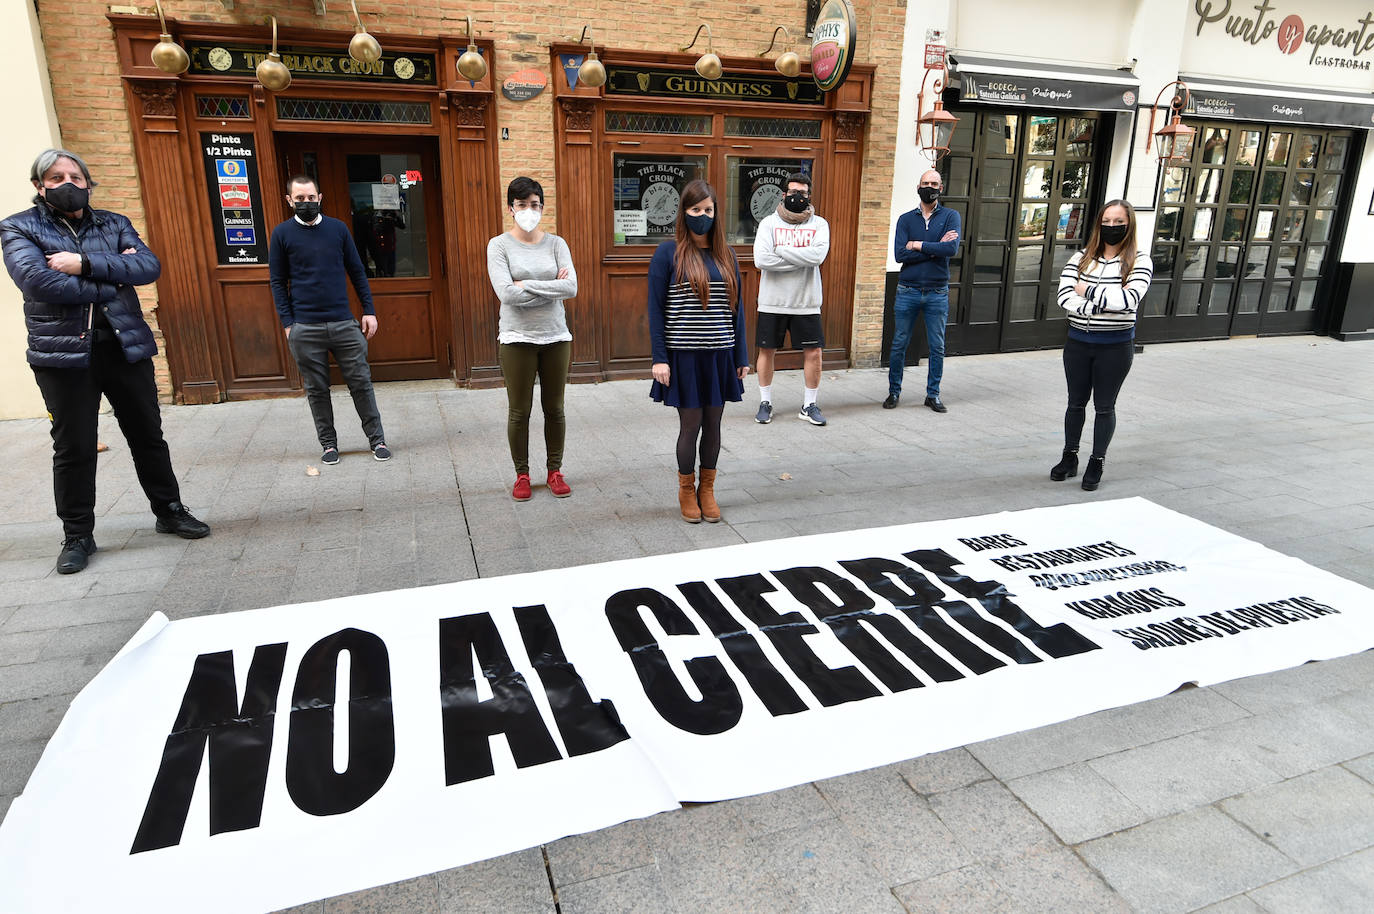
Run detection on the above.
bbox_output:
[614,210,648,236]
[372,184,402,210]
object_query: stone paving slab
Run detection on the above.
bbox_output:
[3,337,1374,911]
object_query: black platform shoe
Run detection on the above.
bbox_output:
[1081,456,1105,491]
[1050,449,1078,481]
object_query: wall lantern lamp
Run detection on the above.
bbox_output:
[759,26,801,78]
[1144,80,1196,164]
[348,0,382,64]
[150,0,190,75]
[916,67,958,162]
[457,16,488,82]
[682,23,722,81]
[576,25,607,89]
[256,16,292,91]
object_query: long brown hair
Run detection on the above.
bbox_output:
[1077,199,1138,285]
[673,179,739,309]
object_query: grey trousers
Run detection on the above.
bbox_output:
[287,320,385,450]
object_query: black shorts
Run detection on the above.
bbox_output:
[756,312,824,350]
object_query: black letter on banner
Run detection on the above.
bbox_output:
[438,613,562,784]
[904,549,1100,658]
[771,566,923,693]
[130,643,288,853]
[716,573,881,706]
[285,628,396,816]
[513,603,629,756]
[676,580,807,716]
[605,587,743,734]
[838,558,996,677]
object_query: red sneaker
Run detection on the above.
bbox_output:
[512,473,532,501]
[547,470,572,497]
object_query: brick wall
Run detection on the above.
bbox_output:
[39,1,905,394]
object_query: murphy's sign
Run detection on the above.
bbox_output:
[186,43,437,85]
[604,68,823,104]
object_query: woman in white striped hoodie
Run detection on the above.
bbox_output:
[1052,200,1153,491]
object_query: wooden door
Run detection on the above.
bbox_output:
[280,135,452,380]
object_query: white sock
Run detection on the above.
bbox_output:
[759,385,772,404]
[804,387,818,407]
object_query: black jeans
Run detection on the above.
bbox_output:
[1063,337,1134,459]
[287,320,385,449]
[31,338,182,537]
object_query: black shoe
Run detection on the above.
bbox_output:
[372,442,392,461]
[924,396,948,413]
[155,503,211,539]
[882,394,899,409]
[1050,449,1079,481]
[321,446,340,465]
[56,535,95,574]
[1081,456,1105,491]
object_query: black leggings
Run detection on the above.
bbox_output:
[1063,337,1134,459]
[675,406,724,475]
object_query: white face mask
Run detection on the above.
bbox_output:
[513,209,541,233]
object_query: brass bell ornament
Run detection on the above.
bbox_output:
[457,16,487,82]
[577,26,607,89]
[256,16,292,91]
[150,0,190,75]
[759,26,800,79]
[682,24,722,82]
[348,0,382,64]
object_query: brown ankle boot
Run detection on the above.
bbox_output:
[697,468,721,522]
[678,472,701,523]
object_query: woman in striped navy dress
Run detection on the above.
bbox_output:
[1052,200,1153,492]
[648,179,750,523]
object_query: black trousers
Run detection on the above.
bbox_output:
[286,320,385,450]
[1062,337,1134,459]
[31,339,182,537]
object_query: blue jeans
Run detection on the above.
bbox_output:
[889,285,948,398]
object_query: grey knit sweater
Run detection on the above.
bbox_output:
[486,232,578,345]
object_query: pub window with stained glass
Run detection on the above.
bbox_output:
[611,154,708,245]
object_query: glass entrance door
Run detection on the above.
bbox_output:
[1146,124,1352,340]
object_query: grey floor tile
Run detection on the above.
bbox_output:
[1220,766,1374,866]
[1207,702,1374,779]
[895,747,993,796]
[1346,753,1374,785]
[984,845,1131,913]
[546,817,655,887]
[1006,762,1148,844]
[1190,897,1268,914]
[321,874,439,913]
[1086,730,1282,818]
[729,783,833,838]
[927,780,1058,865]
[892,864,1016,913]
[748,819,907,914]
[434,848,555,914]
[1078,807,1297,914]
[1247,847,1374,914]
[556,864,677,914]
[0,692,77,744]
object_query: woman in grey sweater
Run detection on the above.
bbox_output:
[486,177,578,501]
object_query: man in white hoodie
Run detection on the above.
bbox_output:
[753,173,832,426]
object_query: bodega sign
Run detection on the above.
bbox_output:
[3,498,1374,913]
[811,0,858,92]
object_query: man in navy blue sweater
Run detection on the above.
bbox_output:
[887,169,961,413]
[270,175,391,464]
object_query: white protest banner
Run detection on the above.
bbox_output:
[2,497,1372,912]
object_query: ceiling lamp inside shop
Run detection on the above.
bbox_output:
[576,25,607,89]
[759,25,801,79]
[150,0,190,74]
[348,0,383,64]
[457,16,488,82]
[1146,81,1197,164]
[256,15,292,91]
[682,23,722,81]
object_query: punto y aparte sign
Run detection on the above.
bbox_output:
[1188,1,1374,86]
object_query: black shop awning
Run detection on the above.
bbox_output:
[947,53,1139,112]
[1180,74,1374,129]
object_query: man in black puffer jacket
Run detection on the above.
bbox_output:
[1,148,209,574]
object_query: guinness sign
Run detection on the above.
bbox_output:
[604,68,822,105]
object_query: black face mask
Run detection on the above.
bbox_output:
[917,186,940,204]
[45,182,89,214]
[294,201,322,222]
[783,192,810,214]
[1099,224,1129,247]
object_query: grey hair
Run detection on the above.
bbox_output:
[30,148,97,187]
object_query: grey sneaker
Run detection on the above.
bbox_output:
[799,404,827,426]
[754,401,773,424]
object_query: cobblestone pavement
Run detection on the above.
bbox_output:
[2,336,1373,913]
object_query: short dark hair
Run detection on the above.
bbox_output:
[286,174,319,194]
[785,172,812,192]
[507,176,544,207]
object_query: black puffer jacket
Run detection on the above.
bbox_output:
[1,202,162,368]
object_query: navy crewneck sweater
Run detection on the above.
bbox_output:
[268,216,374,327]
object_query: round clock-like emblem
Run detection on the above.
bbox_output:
[207,47,233,71]
[394,57,415,80]
[750,183,783,221]
[642,182,681,227]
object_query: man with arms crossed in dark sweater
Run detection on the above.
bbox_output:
[886,169,961,413]
[270,175,391,464]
